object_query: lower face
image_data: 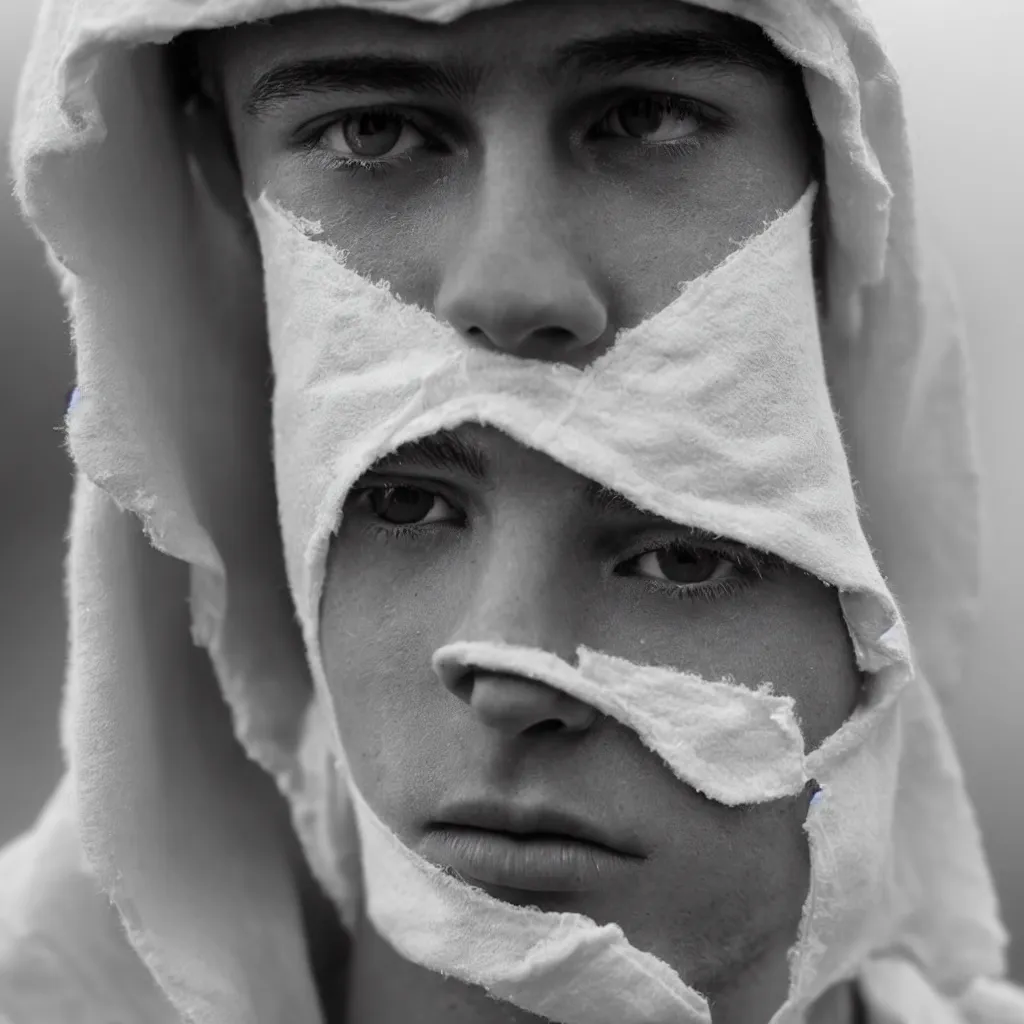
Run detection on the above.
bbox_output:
[206,0,861,996]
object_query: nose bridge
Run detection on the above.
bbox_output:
[476,153,563,269]
[434,143,609,358]
[441,514,596,735]
[455,510,579,657]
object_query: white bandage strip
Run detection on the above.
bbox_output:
[250,187,907,680]
[433,642,808,806]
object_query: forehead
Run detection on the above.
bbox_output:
[208,0,783,91]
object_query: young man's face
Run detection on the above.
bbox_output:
[207,0,860,1000]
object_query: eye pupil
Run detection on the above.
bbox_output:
[370,485,435,524]
[655,547,718,584]
[343,112,404,157]
[619,97,667,138]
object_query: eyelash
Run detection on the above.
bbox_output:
[351,488,770,604]
[636,574,753,604]
[299,93,719,178]
[301,108,431,179]
[623,540,766,603]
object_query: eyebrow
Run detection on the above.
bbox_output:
[243,26,790,119]
[552,26,790,80]
[244,55,481,117]
[377,430,491,487]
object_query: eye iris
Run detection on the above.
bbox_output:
[370,485,434,524]
[655,546,719,584]
[619,97,670,139]
[343,112,403,157]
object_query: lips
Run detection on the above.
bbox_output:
[421,799,644,893]
[435,801,638,853]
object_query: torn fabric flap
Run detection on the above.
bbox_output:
[347,780,714,1024]
[434,642,808,806]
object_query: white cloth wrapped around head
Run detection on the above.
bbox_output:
[5,0,1019,1022]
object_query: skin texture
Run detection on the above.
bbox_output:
[187,3,862,1021]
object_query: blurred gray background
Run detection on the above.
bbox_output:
[1,0,1021,981]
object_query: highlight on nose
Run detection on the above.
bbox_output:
[446,669,598,736]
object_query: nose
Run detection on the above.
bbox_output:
[434,164,609,362]
[443,670,598,736]
[439,500,598,736]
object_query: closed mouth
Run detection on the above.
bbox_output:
[421,799,644,892]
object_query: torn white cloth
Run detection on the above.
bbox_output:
[349,775,714,1024]
[0,0,1021,1023]
[434,641,810,806]
[249,180,935,1024]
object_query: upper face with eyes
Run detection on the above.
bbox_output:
[197,0,819,361]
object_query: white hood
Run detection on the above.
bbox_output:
[1,1,1020,1023]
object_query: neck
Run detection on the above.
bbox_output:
[336,905,858,1024]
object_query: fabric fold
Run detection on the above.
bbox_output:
[0,1,1014,1023]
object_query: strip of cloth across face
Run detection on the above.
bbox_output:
[2,2,1023,1024]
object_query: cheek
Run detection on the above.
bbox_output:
[743,575,864,749]
[242,148,450,306]
[670,799,811,958]
[318,536,463,819]
[585,572,862,752]
[595,151,812,327]
[580,727,812,985]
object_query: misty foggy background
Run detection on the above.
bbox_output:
[1,0,1021,981]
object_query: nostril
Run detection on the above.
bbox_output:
[462,323,586,354]
[524,719,566,737]
[532,326,578,344]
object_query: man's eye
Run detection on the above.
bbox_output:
[365,485,457,526]
[623,544,733,586]
[595,95,702,144]
[318,108,426,161]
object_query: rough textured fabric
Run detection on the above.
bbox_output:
[0,0,1018,1022]
[247,181,985,1024]
[435,641,809,806]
